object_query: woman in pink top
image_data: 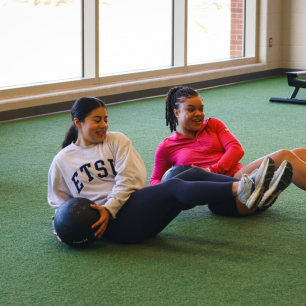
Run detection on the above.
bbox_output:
[151,86,302,216]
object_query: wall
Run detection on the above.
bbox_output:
[258,0,282,70]
[230,0,244,58]
[282,0,306,70]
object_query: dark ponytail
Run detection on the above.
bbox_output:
[62,97,106,148]
[62,124,78,148]
[165,86,200,132]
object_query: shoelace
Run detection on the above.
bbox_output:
[240,168,258,184]
[240,173,254,184]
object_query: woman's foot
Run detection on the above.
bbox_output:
[258,160,293,210]
[238,156,275,209]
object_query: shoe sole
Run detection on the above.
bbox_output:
[246,156,275,209]
[258,161,293,211]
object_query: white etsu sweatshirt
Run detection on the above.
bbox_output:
[48,132,147,218]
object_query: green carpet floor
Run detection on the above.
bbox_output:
[1,76,306,305]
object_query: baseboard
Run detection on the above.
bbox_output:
[0,68,287,123]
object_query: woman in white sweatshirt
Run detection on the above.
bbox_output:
[48,97,278,244]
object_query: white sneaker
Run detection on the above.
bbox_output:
[238,156,275,209]
[258,160,293,210]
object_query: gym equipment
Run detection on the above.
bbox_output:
[270,71,306,104]
[161,165,192,183]
[53,197,100,248]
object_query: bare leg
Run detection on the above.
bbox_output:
[234,149,306,191]
[232,181,238,196]
[231,181,261,215]
[292,148,306,163]
[235,198,258,215]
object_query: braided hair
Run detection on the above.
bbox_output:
[165,86,200,132]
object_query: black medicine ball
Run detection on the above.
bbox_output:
[53,197,100,248]
[161,165,192,183]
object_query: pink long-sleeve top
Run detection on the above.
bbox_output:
[150,118,244,185]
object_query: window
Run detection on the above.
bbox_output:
[187,0,244,65]
[99,0,173,76]
[0,0,82,89]
[0,0,257,95]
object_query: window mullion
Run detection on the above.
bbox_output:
[173,0,187,68]
[244,0,257,58]
[83,0,98,80]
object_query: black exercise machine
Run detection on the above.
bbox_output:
[270,71,306,104]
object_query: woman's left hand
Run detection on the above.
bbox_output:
[91,205,110,239]
[191,164,210,171]
[51,215,62,242]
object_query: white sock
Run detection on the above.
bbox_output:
[237,180,245,196]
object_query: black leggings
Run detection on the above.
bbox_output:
[103,168,240,244]
[175,168,241,217]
